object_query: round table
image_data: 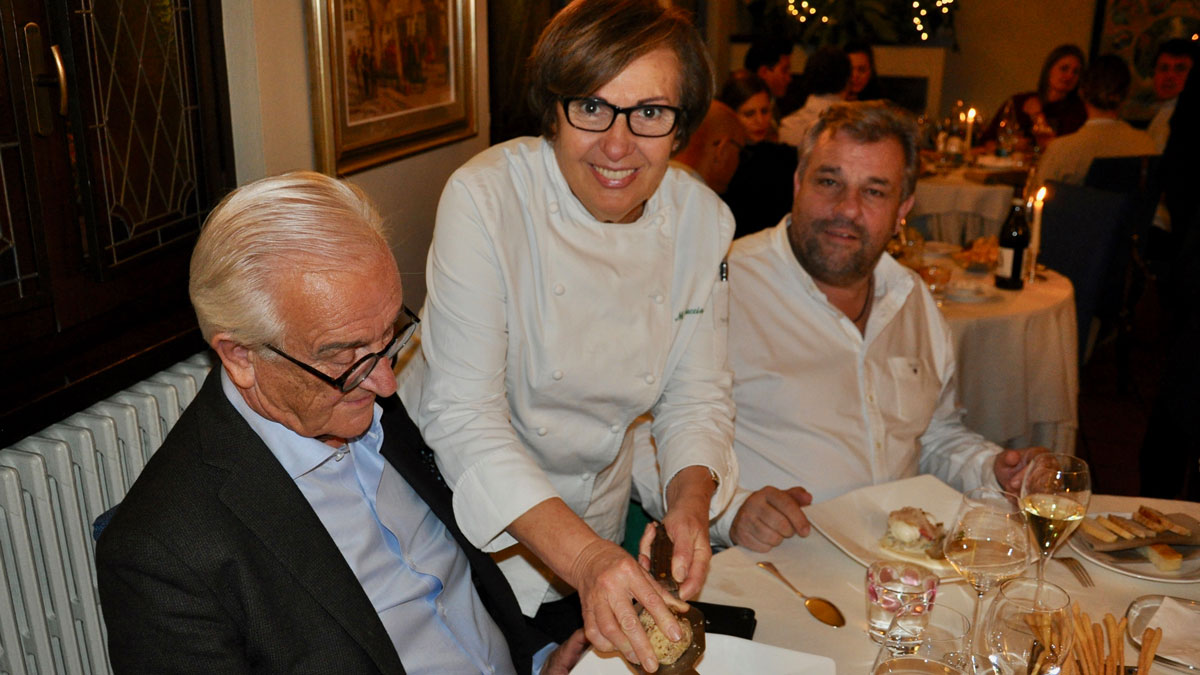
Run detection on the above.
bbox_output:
[911,169,1015,245]
[939,268,1079,453]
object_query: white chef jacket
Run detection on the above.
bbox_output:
[399,136,738,614]
[701,219,1002,544]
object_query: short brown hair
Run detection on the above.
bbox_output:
[1079,54,1132,111]
[527,0,714,149]
[796,101,920,200]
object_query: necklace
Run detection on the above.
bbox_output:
[851,275,874,324]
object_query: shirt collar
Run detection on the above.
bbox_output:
[220,369,385,479]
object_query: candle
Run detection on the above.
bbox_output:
[965,107,977,150]
[1032,186,1045,252]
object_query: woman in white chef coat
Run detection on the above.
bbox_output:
[398,0,737,669]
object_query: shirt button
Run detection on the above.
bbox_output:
[552,369,564,380]
[653,216,664,227]
[537,426,548,436]
[554,283,565,296]
[661,221,673,236]
[549,202,559,214]
[653,294,664,304]
[868,394,875,403]
[644,374,656,385]
[610,424,622,433]
[581,472,593,482]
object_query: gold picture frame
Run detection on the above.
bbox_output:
[308,0,477,175]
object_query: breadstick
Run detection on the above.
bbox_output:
[1093,623,1106,675]
[1073,607,1097,675]
[1139,626,1162,675]
[1115,617,1126,674]
[1103,614,1119,675]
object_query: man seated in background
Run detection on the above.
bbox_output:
[96,172,582,674]
[1146,39,1194,153]
[744,37,794,118]
[779,46,851,147]
[671,101,747,195]
[1036,54,1157,186]
[636,103,1043,552]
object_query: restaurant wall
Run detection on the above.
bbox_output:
[220,0,493,306]
[940,0,1096,120]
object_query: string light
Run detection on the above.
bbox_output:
[783,0,953,38]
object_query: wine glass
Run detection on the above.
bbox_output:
[981,578,1073,675]
[943,488,1031,668]
[1019,453,1090,583]
[872,604,973,674]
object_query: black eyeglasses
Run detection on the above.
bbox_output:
[560,97,682,138]
[265,305,420,393]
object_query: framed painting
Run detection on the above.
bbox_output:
[1090,0,1199,121]
[308,0,477,175]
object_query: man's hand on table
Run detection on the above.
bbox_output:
[993,447,1050,492]
[541,629,589,675]
[730,486,813,552]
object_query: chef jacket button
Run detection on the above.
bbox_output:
[549,202,559,214]
[644,373,656,385]
[581,472,593,482]
[610,424,622,433]
[653,294,664,304]
[554,283,565,296]
[553,369,564,380]
[660,221,673,236]
[537,426,548,436]
[653,216,664,227]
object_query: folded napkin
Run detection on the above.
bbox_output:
[1148,596,1200,667]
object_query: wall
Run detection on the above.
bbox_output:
[221,0,493,306]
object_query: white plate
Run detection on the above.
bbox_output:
[805,474,963,576]
[944,282,1000,304]
[1125,595,1200,671]
[569,633,836,674]
[1067,513,1200,583]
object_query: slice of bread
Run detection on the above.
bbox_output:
[1108,514,1154,538]
[1140,543,1182,572]
[1135,506,1191,536]
[1096,516,1135,539]
[1080,518,1117,543]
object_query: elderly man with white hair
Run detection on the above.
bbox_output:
[95,171,583,674]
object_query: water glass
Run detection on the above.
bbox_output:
[982,578,1073,675]
[872,604,973,674]
[866,560,941,642]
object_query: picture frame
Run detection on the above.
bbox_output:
[308,0,477,175]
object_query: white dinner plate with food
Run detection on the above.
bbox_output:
[1124,595,1200,671]
[569,633,836,674]
[1067,513,1200,583]
[804,474,962,576]
[944,281,1001,304]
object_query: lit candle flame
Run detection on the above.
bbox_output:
[967,108,977,122]
[1035,186,1046,203]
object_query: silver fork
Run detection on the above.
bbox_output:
[1055,556,1094,587]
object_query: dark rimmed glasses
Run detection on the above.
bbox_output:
[560,97,682,138]
[265,305,420,393]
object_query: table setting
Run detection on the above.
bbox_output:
[690,469,1200,673]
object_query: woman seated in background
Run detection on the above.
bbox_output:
[982,43,1087,148]
[844,41,882,102]
[717,71,800,239]
[399,0,738,669]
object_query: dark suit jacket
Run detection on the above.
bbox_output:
[96,371,546,673]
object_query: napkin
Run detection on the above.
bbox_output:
[1147,596,1200,667]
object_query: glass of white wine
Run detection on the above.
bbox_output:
[943,488,1030,671]
[981,578,1073,675]
[1019,453,1091,583]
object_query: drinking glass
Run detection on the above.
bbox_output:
[943,488,1030,664]
[1019,453,1090,583]
[872,604,973,674]
[981,578,1073,675]
[865,560,941,642]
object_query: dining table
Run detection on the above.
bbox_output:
[696,490,1200,672]
[936,265,1079,453]
[910,168,1017,245]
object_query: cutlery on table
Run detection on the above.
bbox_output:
[756,561,846,627]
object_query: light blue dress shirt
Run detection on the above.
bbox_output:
[222,372,515,674]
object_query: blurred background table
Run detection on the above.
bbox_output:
[939,268,1078,453]
[910,168,1016,244]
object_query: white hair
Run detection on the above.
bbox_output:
[188,171,392,345]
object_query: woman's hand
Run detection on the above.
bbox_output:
[660,466,718,600]
[540,629,590,675]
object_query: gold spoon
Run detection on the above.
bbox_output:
[756,561,846,628]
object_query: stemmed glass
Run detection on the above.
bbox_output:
[981,578,1073,675]
[943,488,1031,671]
[872,604,974,674]
[1019,453,1091,583]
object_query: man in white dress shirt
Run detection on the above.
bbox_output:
[1146,39,1194,153]
[644,103,1045,551]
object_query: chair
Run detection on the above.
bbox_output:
[1083,155,1163,392]
[1037,181,1132,363]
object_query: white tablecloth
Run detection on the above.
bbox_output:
[940,269,1079,453]
[697,493,1198,671]
[911,170,1015,245]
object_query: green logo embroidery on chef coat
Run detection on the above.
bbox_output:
[675,308,704,321]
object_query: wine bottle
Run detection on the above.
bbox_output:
[995,198,1029,290]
